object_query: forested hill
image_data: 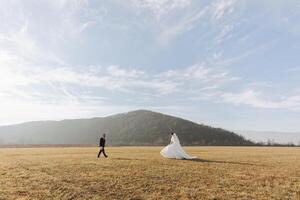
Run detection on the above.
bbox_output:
[0,110,254,146]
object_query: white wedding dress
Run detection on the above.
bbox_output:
[160,133,197,160]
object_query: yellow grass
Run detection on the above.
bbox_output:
[0,147,299,200]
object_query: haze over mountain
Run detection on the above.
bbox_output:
[235,130,300,145]
[0,110,253,146]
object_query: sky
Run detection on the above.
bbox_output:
[0,0,300,133]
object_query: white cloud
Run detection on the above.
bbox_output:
[281,95,300,111]
[158,7,209,45]
[0,63,182,125]
[220,90,300,111]
[129,0,206,45]
[221,90,280,108]
[0,0,299,131]
[211,0,236,20]
[130,0,191,19]
[106,65,145,78]
[160,64,211,80]
[215,24,234,44]
[155,0,238,45]
[286,67,300,72]
[0,62,235,116]
[159,64,236,84]
[0,64,178,100]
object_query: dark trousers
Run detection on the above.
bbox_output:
[97,147,107,158]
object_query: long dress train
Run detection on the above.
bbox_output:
[160,133,197,160]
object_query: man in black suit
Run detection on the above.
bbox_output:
[97,134,108,158]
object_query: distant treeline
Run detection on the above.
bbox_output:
[256,139,300,147]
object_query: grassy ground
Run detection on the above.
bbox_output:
[0,147,299,200]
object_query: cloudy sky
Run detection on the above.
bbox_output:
[1,0,300,133]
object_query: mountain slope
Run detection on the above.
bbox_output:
[0,110,254,146]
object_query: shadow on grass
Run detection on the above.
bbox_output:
[185,158,266,166]
[110,157,266,167]
[113,158,145,161]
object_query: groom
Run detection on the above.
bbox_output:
[97,133,108,158]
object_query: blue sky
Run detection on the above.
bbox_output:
[0,0,300,132]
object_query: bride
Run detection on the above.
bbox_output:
[160,133,197,160]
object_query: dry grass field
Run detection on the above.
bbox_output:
[0,147,299,200]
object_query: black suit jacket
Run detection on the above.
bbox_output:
[99,137,105,147]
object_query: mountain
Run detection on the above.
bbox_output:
[0,110,254,146]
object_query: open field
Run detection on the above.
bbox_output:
[0,147,299,200]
